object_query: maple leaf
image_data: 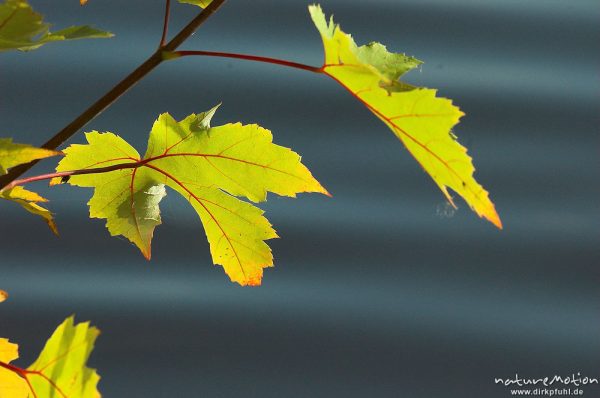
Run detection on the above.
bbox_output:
[0,138,60,234]
[56,106,328,285]
[0,316,101,398]
[0,0,112,52]
[309,5,501,228]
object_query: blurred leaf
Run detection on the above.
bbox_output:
[0,0,112,52]
[309,4,501,228]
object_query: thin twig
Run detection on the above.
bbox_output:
[0,0,227,190]
[159,0,171,47]
[4,162,141,191]
[175,50,323,73]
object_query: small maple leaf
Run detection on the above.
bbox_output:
[0,138,60,234]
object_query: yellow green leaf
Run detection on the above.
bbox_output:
[0,0,113,52]
[54,132,161,258]
[0,138,60,234]
[178,0,213,8]
[0,317,101,398]
[0,186,58,235]
[56,107,327,285]
[309,4,501,228]
[0,339,29,398]
[27,316,101,398]
[0,138,59,175]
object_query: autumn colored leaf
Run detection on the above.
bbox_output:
[309,5,501,228]
[0,186,58,234]
[0,290,7,302]
[0,138,58,174]
[178,0,213,8]
[0,338,28,398]
[0,316,101,398]
[0,0,112,52]
[56,106,328,285]
[0,138,60,233]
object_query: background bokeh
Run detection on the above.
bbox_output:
[1,1,599,397]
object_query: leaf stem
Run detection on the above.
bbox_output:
[174,50,324,73]
[159,0,171,47]
[4,162,143,190]
[0,0,227,190]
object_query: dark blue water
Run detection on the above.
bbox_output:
[1,1,599,397]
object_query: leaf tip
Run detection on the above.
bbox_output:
[488,208,503,230]
[141,248,152,261]
[245,276,263,287]
[48,219,59,236]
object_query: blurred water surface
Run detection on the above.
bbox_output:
[1,1,599,397]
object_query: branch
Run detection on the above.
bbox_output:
[0,0,227,190]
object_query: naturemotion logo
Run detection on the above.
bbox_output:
[495,373,598,396]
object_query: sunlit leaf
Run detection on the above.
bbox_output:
[27,316,101,398]
[309,4,501,228]
[0,138,60,233]
[178,0,213,8]
[0,316,101,398]
[0,0,112,52]
[56,106,328,285]
[0,138,58,175]
[0,339,28,398]
[0,186,58,234]
[0,290,7,302]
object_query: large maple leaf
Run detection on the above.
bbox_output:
[309,5,501,228]
[55,106,328,286]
